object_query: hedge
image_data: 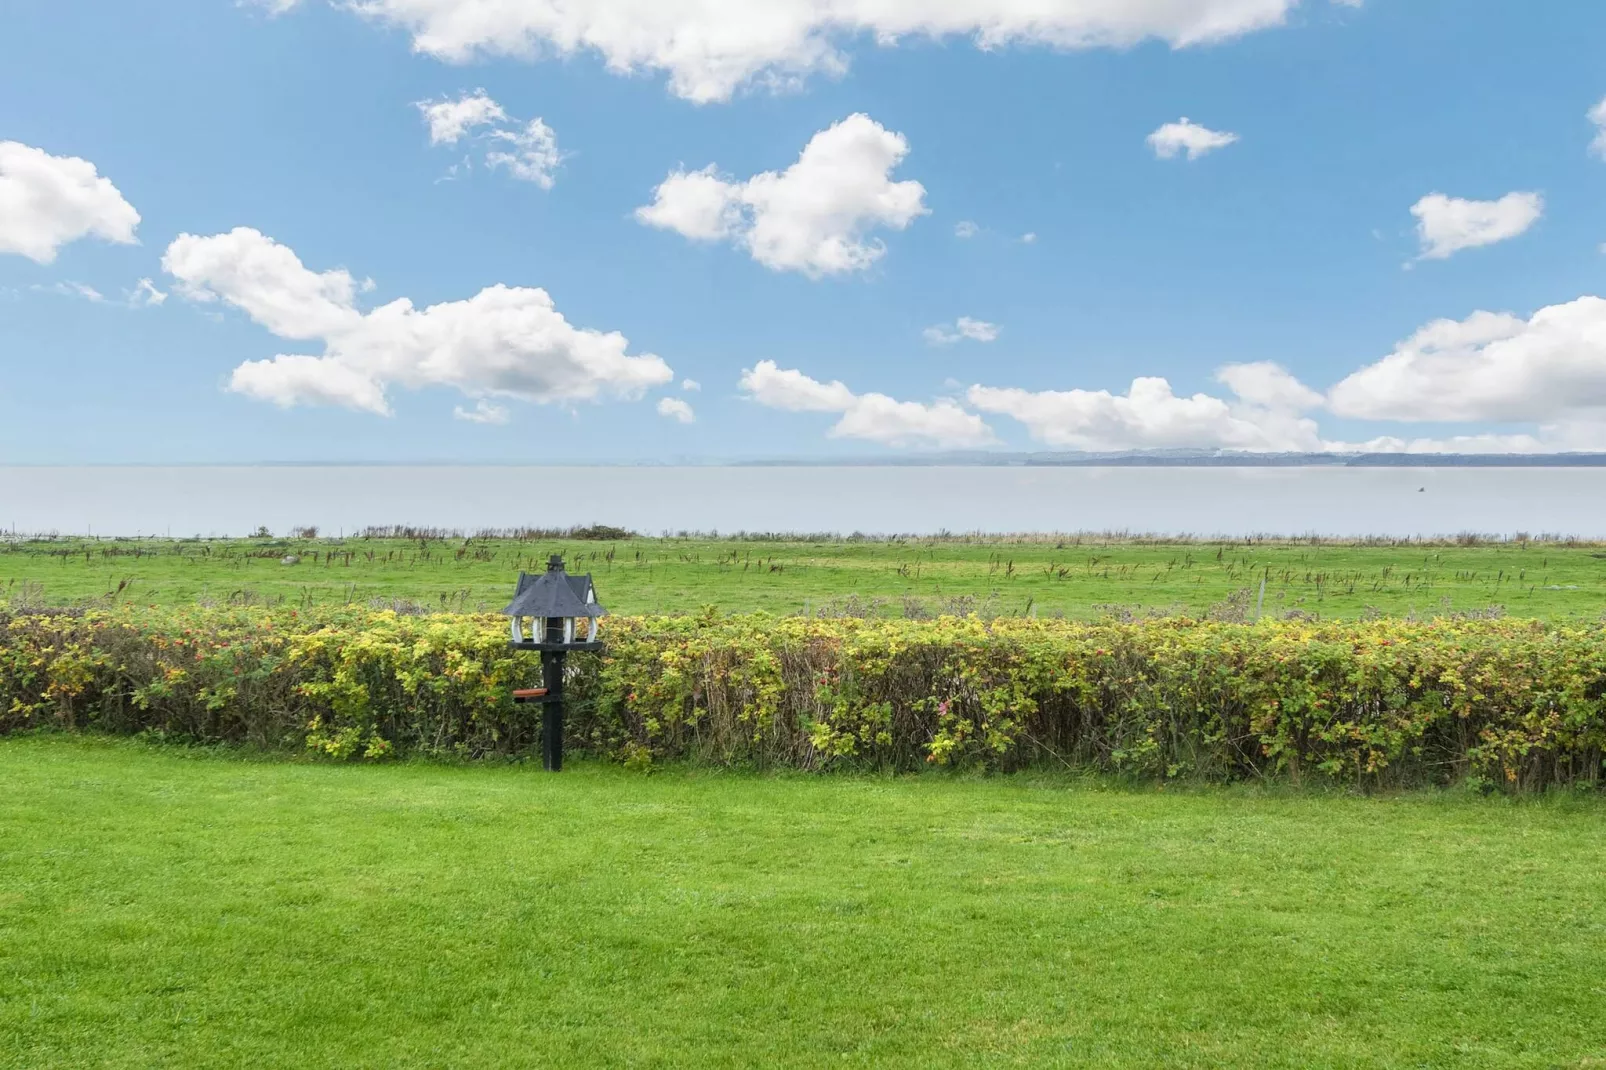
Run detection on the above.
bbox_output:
[4,605,1605,789]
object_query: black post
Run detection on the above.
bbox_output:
[542,614,565,772]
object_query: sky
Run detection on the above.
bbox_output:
[4,0,1606,463]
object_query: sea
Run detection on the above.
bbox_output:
[0,465,1600,539]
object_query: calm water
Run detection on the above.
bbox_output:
[0,465,1598,538]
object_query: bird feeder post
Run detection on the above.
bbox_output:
[501,554,608,773]
[541,615,565,772]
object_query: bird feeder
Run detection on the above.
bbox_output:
[502,554,608,771]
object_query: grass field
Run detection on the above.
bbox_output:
[1,738,1604,1068]
[6,532,1606,619]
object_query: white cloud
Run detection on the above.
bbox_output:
[229,354,392,413]
[1345,432,1550,455]
[968,364,1326,452]
[333,0,1308,103]
[739,360,857,412]
[681,378,701,391]
[637,167,742,242]
[33,280,106,303]
[947,292,1606,455]
[164,227,672,416]
[34,277,173,309]
[417,89,507,144]
[0,142,140,263]
[1589,96,1606,159]
[739,359,995,448]
[831,394,996,448]
[129,278,167,307]
[1410,192,1543,260]
[416,91,563,187]
[954,220,979,239]
[165,228,363,339]
[453,399,510,424]
[657,396,695,423]
[637,113,927,276]
[1146,118,1239,160]
[1215,361,1323,410]
[485,119,562,188]
[1020,232,1038,244]
[923,316,999,345]
[1327,298,1606,436]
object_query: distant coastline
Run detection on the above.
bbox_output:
[742,452,1606,468]
[1031,453,1606,468]
[8,453,1606,468]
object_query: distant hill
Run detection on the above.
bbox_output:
[741,451,1606,468]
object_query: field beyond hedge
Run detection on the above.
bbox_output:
[6,606,1606,789]
[2,738,1605,1068]
[6,532,1606,620]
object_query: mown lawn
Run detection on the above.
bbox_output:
[2,739,1605,1068]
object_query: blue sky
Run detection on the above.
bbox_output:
[4,0,1606,462]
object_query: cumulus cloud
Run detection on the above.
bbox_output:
[1348,432,1550,455]
[1590,96,1606,159]
[734,348,1571,455]
[165,228,363,340]
[0,142,140,263]
[1146,118,1238,160]
[129,278,167,307]
[952,294,1606,454]
[163,227,672,417]
[739,360,857,412]
[968,363,1327,452]
[453,399,510,424]
[657,396,695,423]
[739,359,995,448]
[416,90,563,188]
[485,120,562,187]
[954,220,979,239]
[1215,361,1323,410]
[923,317,999,345]
[1410,192,1543,261]
[953,291,1606,455]
[637,114,927,276]
[681,378,701,391]
[229,353,393,413]
[1327,298,1606,437]
[417,88,508,143]
[321,0,1310,103]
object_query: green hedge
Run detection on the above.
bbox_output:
[4,605,1605,789]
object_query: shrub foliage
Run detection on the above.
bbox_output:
[3,606,1605,788]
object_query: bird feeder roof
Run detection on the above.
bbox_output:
[500,565,608,619]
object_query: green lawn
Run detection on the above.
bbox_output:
[6,533,1606,620]
[2,739,1604,1068]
